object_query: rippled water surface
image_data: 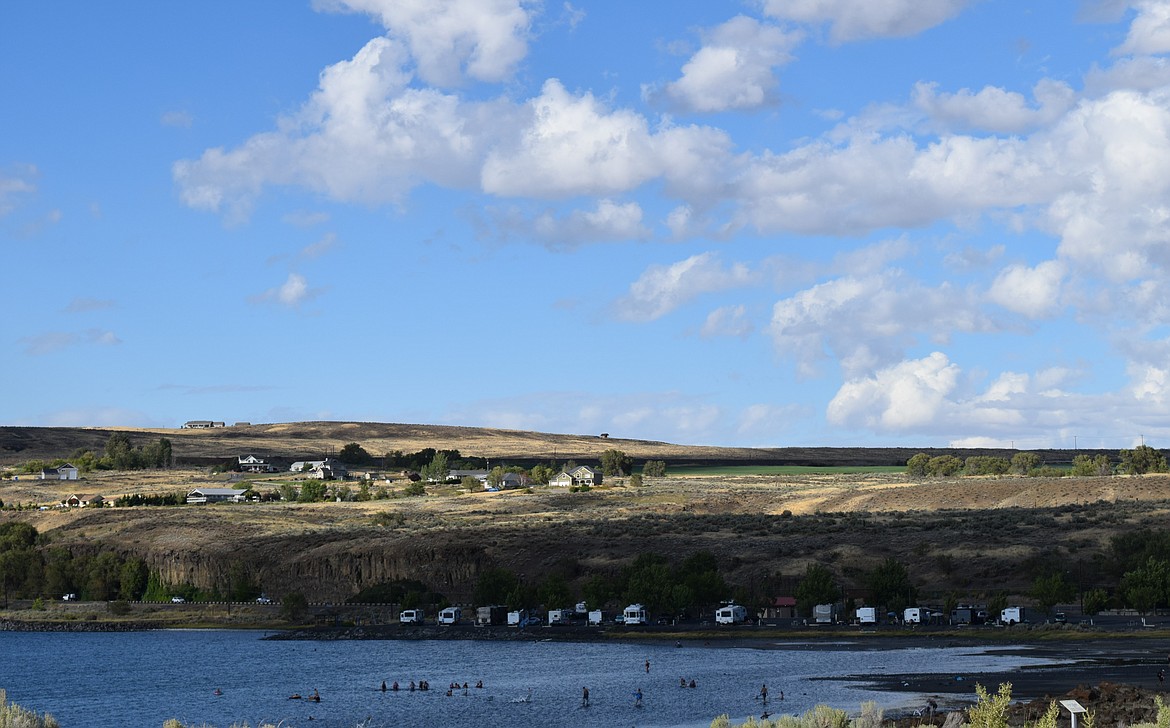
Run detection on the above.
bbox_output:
[0,631,1054,727]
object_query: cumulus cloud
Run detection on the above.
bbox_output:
[987,259,1066,318]
[1114,0,1170,56]
[700,305,754,338]
[252,273,323,307]
[827,352,960,430]
[759,0,973,43]
[616,252,757,322]
[770,271,997,378]
[912,79,1076,134]
[492,199,651,248]
[313,0,534,86]
[175,36,496,220]
[656,16,801,112]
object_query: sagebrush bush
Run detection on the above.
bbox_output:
[0,689,60,728]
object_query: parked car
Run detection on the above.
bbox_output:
[256,596,272,605]
[171,596,186,603]
[62,593,77,601]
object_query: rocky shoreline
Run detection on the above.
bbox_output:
[0,618,165,632]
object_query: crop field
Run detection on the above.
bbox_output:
[670,465,906,475]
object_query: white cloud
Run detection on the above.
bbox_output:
[759,0,973,42]
[987,259,1066,318]
[482,79,663,198]
[313,0,534,86]
[827,352,960,430]
[700,305,753,338]
[493,199,650,248]
[252,273,323,307]
[770,272,996,378]
[300,232,339,259]
[1114,0,1170,56]
[912,79,1076,134]
[616,252,757,322]
[174,36,495,220]
[657,16,801,113]
[19,329,122,356]
[0,165,37,216]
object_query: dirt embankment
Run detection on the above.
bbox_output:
[4,468,1169,604]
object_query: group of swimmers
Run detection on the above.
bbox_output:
[379,679,486,695]
[678,677,698,688]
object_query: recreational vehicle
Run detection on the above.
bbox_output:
[813,603,838,624]
[476,605,507,626]
[399,608,425,624]
[903,607,924,624]
[1000,606,1027,625]
[437,606,462,625]
[856,606,877,624]
[588,609,606,626]
[548,608,573,625]
[623,604,648,625]
[715,603,748,625]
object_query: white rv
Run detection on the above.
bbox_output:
[399,608,424,624]
[623,604,648,625]
[588,609,606,626]
[548,608,572,625]
[856,606,877,624]
[813,603,838,624]
[437,606,462,625]
[715,603,747,625]
[1000,606,1026,625]
[507,610,524,626]
[903,607,924,624]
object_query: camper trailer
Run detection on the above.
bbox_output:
[623,604,648,625]
[548,608,573,625]
[1000,606,1027,625]
[588,609,606,626]
[715,603,748,625]
[507,610,524,626]
[856,606,877,624]
[903,607,924,624]
[399,608,425,625]
[476,605,507,626]
[814,603,838,624]
[437,606,462,625]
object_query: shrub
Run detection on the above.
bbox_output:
[967,682,1013,728]
[403,481,426,497]
[0,689,59,728]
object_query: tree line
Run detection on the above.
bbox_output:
[906,445,1167,477]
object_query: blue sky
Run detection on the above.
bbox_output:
[6,1,1170,449]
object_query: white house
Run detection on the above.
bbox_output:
[550,465,602,487]
[291,458,348,480]
[61,493,103,507]
[183,420,225,429]
[238,455,276,473]
[40,463,79,480]
[186,487,248,504]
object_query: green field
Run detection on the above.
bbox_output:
[668,464,906,475]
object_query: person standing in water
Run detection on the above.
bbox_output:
[760,684,768,702]
[634,688,644,707]
[645,660,651,673]
[582,686,590,707]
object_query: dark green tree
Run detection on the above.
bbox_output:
[299,480,327,502]
[1011,452,1041,475]
[795,563,839,616]
[474,567,519,606]
[1121,557,1170,613]
[906,453,930,477]
[600,449,633,477]
[339,442,373,465]
[1120,445,1167,475]
[118,558,149,601]
[642,460,667,477]
[867,557,915,612]
[537,573,572,609]
[1029,571,1075,615]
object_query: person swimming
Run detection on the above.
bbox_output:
[381,681,386,692]
[634,688,644,707]
[689,679,697,688]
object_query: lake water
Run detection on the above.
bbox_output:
[0,631,1057,728]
